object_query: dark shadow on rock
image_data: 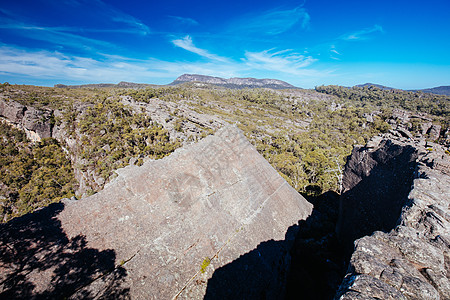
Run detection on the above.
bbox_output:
[0,202,130,299]
[205,141,419,300]
[285,191,345,300]
[286,141,418,300]
[336,142,418,255]
[204,191,344,300]
[204,225,299,300]
[204,192,345,300]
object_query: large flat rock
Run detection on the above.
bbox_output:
[0,125,312,299]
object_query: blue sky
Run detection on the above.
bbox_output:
[0,0,449,89]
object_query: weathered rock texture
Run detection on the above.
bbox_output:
[0,126,312,299]
[0,98,53,141]
[336,135,450,299]
[171,74,297,89]
[336,139,418,250]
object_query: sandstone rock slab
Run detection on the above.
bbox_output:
[0,125,312,299]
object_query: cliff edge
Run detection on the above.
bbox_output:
[336,134,450,299]
[0,125,312,299]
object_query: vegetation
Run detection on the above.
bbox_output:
[0,121,75,222]
[76,96,180,186]
[200,257,211,273]
[315,85,449,118]
[0,82,448,221]
[120,86,393,195]
[0,85,181,222]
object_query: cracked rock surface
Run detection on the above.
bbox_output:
[336,134,450,300]
[0,125,312,299]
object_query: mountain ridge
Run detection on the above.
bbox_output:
[355,82,450,95]
[355,83,397,90]
[171,74,298,89]
[54,81,158,89]
[413,85,450,95]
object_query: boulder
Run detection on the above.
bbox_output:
[421,122,433,135]
[0,99,53,140]
[0,125,312,299]
[426,124,441,141]
[0,99,26,123]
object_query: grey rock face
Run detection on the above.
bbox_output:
[427,124,442,141]
[0,125,312,299]
[171,74,297,89]
[0,99,26,123]
[336,133,450,299]
[336,139,418,250]
[0,98,53,140]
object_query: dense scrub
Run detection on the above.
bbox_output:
[0,121,75,222]
[0,85,181,222]
[76,96,180,186]
[254,107,386,195]
[316,85,449,118]
[1,82,448,221]
[120,86,392,195]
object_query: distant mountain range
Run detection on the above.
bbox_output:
[170,74,297,89]
[413,86,450,96]
[55,75,297,90]
[54,78,449,95]
[355,83,397,90]
[55,81,156,89]
[355,83,450,96]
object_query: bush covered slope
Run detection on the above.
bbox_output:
[0,82,448,222]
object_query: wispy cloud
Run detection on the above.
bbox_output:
[0,20,114,51]
[68,0,151,35]
[330,45,340,55]
[0,44,240,83]
[329,45,341,60]
[230,6,310,35]
[0,1,151,53]
[0,43,330,86]
[0,45,167,82]
[243,49,319,75]
[340,25,383,41]
[0,0,150,43]
[168,16,199,26]
[172,35,229,62]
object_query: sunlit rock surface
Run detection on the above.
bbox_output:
[0,125,312,299]
[336,135,450,299]
[0,98,53,141]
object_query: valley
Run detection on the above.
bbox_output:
[0,76,449,299]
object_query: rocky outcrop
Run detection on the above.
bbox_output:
[336,139,418,251]
[171,74,297,89]
[386,108,444,142]
[0,126,312,299]
[0,98,53,141]
[427,124,442,141]
[119,95,225,143]
[336,134,450,299]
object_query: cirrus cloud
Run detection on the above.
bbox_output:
[340,25,383,41]
[229,6,310,35]
[172,35,229,62]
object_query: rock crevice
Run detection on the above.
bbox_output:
[0,125,313,299]
[336,134,450,299]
